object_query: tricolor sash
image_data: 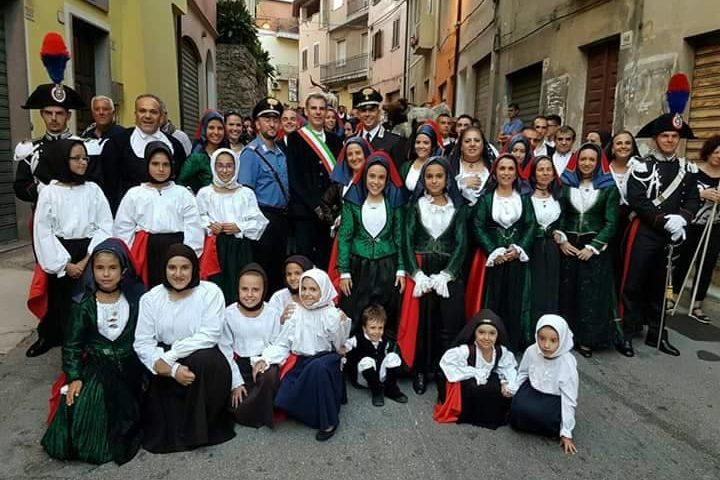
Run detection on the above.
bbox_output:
[297,126,336,174]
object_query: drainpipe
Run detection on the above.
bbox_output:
[451,0,462,113]
[402,0,410,99]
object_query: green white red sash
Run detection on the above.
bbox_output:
[297,126,336,174]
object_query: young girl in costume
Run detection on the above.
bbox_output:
[472,154,536,352]
[197,148,268,304]
[399,157,467,395]
[177,110,227,193]
[434,309,516,429]
[509,314,579,455]
[557,142,619,357]
[400,121,444,192]
[220,263,281,429]
[42,238,145,464]
[114,141,204,287]
[337,151,407,336]
[29,138,113,357]
[134,244,235,453]
[252,268,351,441]
[267,254,314,322]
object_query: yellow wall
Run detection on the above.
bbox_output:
[24,0,186,130]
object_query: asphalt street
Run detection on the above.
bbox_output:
[0,245,719,479]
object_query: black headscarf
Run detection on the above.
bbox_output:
[410,156,464,207]
[451,309,508,348]
[72,238,145,304]
[145,140,174,184]
[162,243,200,292]
[283,255,314,294]
[45,138,87,184]
[237,262,268,310]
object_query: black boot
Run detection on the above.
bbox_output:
[645,330,680,356]
[413,372,426,395]
[371,389,385,407]
[26,336,55,357]
[383,368,408,403]
[615,338,635,357]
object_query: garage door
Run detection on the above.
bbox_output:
[180,37,201,136]
[473,56,491,131]
[0,10,16,241]
[687,37,720,161]
[508,62,542,127]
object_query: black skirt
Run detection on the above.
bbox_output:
[510,381,561,438]
[414,252,465,376]
[141,347,236,453]
[457,372,511,429]
[147,232,184,288]
[340,254,400,338]
[229,357,280,429]
[39,237,91,346]
[530,235,560,326]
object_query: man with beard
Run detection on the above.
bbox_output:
[285,93,342,267]
[238,97,290,292]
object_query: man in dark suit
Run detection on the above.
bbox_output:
[99,94,187,212]
[286,92,342,267]
[353,87,408,168]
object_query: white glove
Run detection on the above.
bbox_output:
[429,271,452,298]
[671,228,686,243]
[412,271,432,298]
[664,214,686,234]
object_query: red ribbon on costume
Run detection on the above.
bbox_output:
[46,372,67,424]
[129,230,150,287]
[199,235,222,280]
[618,217,641,318]
[272,353,300,424]
[464,249,488,320]
[433,382,462,423]
[397,255,423,368]
[27,264,49,320]
[327,237,341,300]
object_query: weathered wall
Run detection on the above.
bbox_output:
[216,44,267,116]
[368,0,406,99]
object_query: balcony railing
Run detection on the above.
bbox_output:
[348,0,369,16]
[320,53,369,85]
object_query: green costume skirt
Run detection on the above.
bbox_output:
[210,234,253,305]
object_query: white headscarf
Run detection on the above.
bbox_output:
[534,314,574,358]
[210,148,241,189]
[299,268,337,310]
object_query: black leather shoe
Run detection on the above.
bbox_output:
[26,337,54,357]
[576,345,593,358]
[615,339,635,357]
[645,331,680,357]
[372,391,385,407]
[385,388,408,404]
[315,424,337,441]
[413,373,426,395]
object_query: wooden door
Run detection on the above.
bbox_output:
[508,62,542,127]
[687,37,720,161]
[582,39,619,138]
[473,56,491,131]
[72,19,97,132]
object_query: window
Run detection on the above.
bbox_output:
[391,18,400,49]
[313,43,320,67]
[372,30,383,60]
[336,40,347,66]
[361,33,369,54]
[301,49,308,71]
[333,0,343,10]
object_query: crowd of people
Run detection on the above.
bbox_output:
[14,35,719,465]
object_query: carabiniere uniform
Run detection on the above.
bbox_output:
[621,111,699,356]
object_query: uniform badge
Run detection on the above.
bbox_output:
[51,84,66,103]
[267,98,278,106]
[672,113,683,130]
[362,87,374,100]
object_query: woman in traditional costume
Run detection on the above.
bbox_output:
[399,157,467,395]
[252,268,350,441]
[134,244,235,453]
[177,110,226,193]
[196,148,268,304]
[42,238,145,464]
[528,155,563,323]
[337,151,407,337]
[113,141,204,287]
[556,142,619,357]
[450,126,494,206]
[509,314,579,455]
[400,121,444,192]
[28,138,113,357]
[220,263,281,429]
[434,309,516,429]
[472,154,535,352]
[507,134,533,193]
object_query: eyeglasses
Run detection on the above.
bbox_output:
[69,156,90,163]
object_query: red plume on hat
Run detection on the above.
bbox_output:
[666,73,690,116]
[40,33,70,85]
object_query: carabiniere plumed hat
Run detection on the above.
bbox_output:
[252,97,284,119]
[636,73,695,139]
[22,33,85,110]
[352,87,382,109]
